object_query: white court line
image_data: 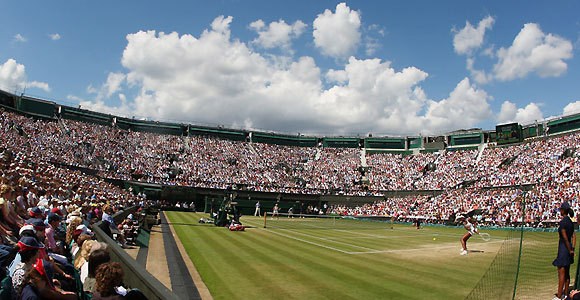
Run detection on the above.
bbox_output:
[290,220,503,241]
[245,219,507,256]
[347,240,503,255]
[243,219,350,253]
[300,223,392,239]
[259,226,352,254]
[295,221,499,241]
[325,235,421,240]
[277,228,380,252]
[346,240,506,255]
[390,227,506,241]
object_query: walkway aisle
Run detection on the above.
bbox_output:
[124,212,212,300]
[147,224,172,290]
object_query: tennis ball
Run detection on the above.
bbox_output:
[433,237,436,241]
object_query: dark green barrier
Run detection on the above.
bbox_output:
[92,207,181,300]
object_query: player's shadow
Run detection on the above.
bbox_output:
[468,249,485,253]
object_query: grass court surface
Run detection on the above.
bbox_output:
[165,212,565,300]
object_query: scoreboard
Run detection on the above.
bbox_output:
[495,122,522,145]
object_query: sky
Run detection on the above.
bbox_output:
[1,1,579,136]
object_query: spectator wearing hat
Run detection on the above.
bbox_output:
[45,213,62,254]
[12,236,44,293]
[13,221,74,284]
[76,224,93,237]
[50,207,63,218]
[18,258,77,300]
[71,232,93,261]
[0,244,17,300]
[7,226,38,278]
[75,240,96,270]
[19,225,36,238]
[25,218,47,243]
[553,201,576,300]
[28,207,44,220]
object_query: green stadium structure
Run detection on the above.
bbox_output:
[4,87,580,299]
[3,88,579,151]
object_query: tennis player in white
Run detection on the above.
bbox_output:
[458,215,479,255]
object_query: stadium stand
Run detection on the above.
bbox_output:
[1,87,580,298]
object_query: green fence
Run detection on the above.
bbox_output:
[92,207,181,300]
[466,189,578,300]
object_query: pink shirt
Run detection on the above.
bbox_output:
[45,224,57,252]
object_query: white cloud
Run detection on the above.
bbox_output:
[78,15,494,135]
[453,16,495,55]
[28,81,50,91]
[453,17,494,85]
[86,72,126,102]
[482,45,495,58]
[423,78,491,131]
[497,101,543,124]
[0,58,50,92]
[563,101,580,116]
[313,3,361,59]
[249,19,306,51]
[14,34,27,43]
[0,59,26,91]
[210,15,233,35]
[86,85,98,94]
[325,69,348,84]
[364,25,384,56]
[494,23,573,81]
[103,72,126,98]
[49,33,61,41]
[466,58,492,85]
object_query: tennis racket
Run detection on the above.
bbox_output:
[480,232,491,241]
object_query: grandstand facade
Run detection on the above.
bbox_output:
[1,88,579,225]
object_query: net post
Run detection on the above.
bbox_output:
[575,223,580,289]
[263,211,267,228]
[511,188,526,300]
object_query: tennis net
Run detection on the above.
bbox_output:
[262,212,394,230]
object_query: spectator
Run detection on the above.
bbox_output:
[553,202,575,300]
[12,236,44,293]
[45,213,62,254]
[93,262,126,300]
[19,258,77,300]
[82,248,110,294]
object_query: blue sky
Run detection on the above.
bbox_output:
[1,1,579,135]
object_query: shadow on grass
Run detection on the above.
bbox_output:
[164,222,257,229]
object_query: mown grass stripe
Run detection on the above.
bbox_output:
[242,219,423,298]
[168,213,239,299]
[166,212,529,299]
[223,227,354,299]
[244,217,495,298]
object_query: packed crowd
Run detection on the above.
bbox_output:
[2,108,580,226]
[330,179,579,226]
[1,109,149,298]
[4,108,576,195]
[366,153,434,190]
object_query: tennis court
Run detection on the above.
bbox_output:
[167,211,552,299]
